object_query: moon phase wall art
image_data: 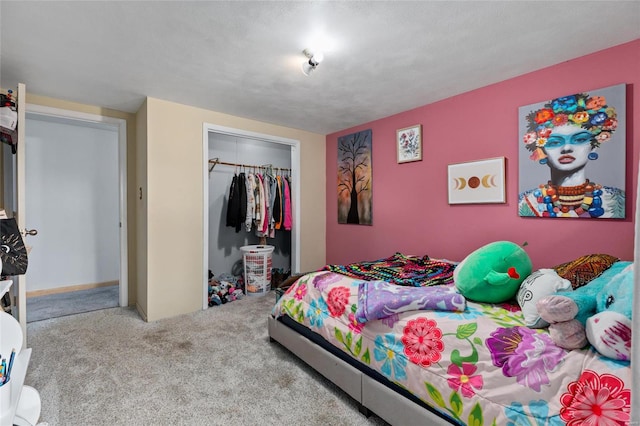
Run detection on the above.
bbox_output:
[447,157,506,204]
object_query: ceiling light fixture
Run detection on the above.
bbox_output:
[301,48,324,76]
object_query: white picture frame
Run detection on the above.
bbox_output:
[396,124,422,163]
[448,157,506,204]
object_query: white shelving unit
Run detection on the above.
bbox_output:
[0,280,40,426]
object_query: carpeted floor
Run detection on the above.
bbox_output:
[25,292,389,426]
[26,285,119,323]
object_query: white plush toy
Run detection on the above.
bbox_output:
[517,269,572,328]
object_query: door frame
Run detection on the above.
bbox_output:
[25,104,129,307]
[202,123,301,310]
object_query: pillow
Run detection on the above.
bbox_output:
[553,254,619,289]
[517,269,572,328]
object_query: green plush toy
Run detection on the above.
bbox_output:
[454,241,532,303]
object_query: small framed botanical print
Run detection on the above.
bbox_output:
[396,124,422,163]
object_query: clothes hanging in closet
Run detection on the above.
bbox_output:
[225,172,247,233]
[225,169,292,236]
[237,172,247,232]
[254,173,266,235]
[273,175,283,230]
[261,173,271,236]
[244,174,256,232]
[263,174,278,238]
[225,174,240,229]
[283,176,292,231]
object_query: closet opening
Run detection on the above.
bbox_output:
[202,124,300,310]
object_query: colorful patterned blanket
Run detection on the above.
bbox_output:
[274,271,632,425]
[321,252,457,287]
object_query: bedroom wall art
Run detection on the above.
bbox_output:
[518,84,626,219]
[337,129,372,225]
[326,40,639,267]
[396,124,422,163]
[447,157,506,204]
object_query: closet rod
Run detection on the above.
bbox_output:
[208,157,291,173]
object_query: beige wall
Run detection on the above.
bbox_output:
[139,97,326,321]
[6,92,326,322]
[24,94,139,305]
[8,92,325,322]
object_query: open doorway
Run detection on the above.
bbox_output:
[23,105,128,322]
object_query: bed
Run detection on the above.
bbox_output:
[268,254,632,425]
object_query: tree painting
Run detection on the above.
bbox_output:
[337,129,372,225]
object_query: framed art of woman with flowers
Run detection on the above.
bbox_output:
[518,84,626,219]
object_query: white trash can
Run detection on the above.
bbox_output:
[241,245,274,296]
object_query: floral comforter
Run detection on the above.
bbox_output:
[272,271,631,426]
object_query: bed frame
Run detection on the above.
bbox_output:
[268,315,456,425]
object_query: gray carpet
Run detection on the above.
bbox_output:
[27,285,119,323]
[25,292,389,426]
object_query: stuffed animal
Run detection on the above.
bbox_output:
[516,268,572,328]
[208,291,222,307]
[208,283,223,306]
[454,241,532,303]
[231,288,244,300]
[536,261,632,360]
[208,280,244,306]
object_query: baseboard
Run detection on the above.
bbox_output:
[27,280,119,298]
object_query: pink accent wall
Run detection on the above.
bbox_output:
[326,40,639,269]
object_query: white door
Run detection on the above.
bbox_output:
[2,83,30,345]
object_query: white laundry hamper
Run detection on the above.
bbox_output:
[241,245,274,296]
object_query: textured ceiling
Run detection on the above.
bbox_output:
[1,1,639,135]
